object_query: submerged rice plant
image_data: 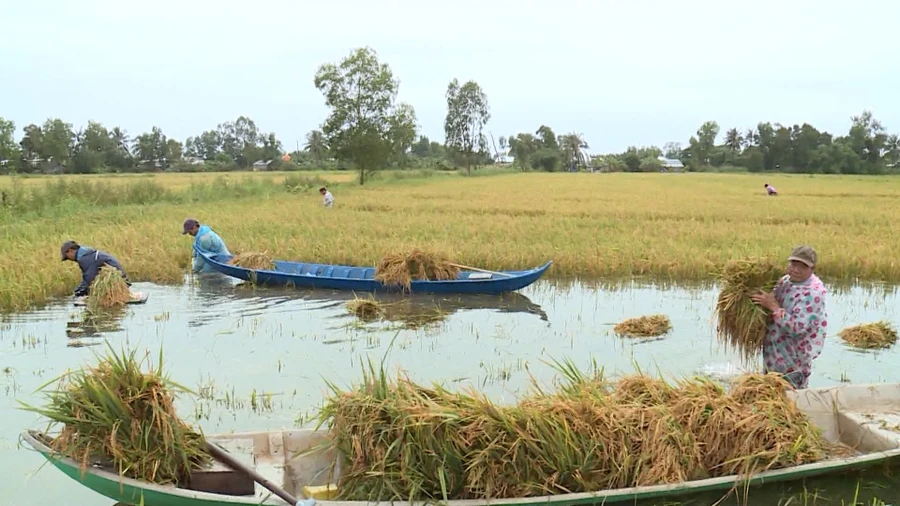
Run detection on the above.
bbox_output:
[838,321,899,350]
[613,314,672,337]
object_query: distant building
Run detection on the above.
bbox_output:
[252,160,274,171]
[494,150,514,165]
[657,156,685,172]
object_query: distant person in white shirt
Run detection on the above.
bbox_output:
[764,183,778,196]
[319,187,334,208]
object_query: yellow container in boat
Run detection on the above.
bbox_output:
[303,484,339,500]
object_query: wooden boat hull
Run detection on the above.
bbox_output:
[21,382,900,506]
[193,247,553,295]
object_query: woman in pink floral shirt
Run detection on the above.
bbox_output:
[750,245,828,389]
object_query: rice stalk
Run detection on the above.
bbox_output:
[228,251,275,271]
[714,259,784,363]
[838,321,899,350]
[18,343,211,485]
[86,265,131,311]
[347,295,384,321]
[374,248,459,291]
[613,314,672,338]
[312,359,832,502]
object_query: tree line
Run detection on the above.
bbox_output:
[1,46,897,180]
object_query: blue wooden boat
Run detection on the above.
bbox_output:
[193,247,552,295]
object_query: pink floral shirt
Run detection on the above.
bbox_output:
[762,273,828,387]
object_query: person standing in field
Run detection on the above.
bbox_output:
[765,183,778,196]
[320,187,334,208]
[60,240,130,297]
[182,218,231,274]
[750,245,827,389]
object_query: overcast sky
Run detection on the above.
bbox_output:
[3,0,897,154]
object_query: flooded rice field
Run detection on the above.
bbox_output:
[2,274,900,506]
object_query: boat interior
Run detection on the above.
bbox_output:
[212,254,510,281]
[184,383,900,503]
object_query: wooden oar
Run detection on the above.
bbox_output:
[446,262,513,277]
[205,442,313,506]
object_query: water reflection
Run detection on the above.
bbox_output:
[65,307,128,347]
[186,273,549,330]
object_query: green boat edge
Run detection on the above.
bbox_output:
[21,429,900,506]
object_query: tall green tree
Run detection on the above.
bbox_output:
[304,130,329,160]
[314,46,416,185]
[444,78,490,176]
[0,117,19,173]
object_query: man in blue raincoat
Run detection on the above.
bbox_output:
[60,240,130,297]
[182,218,231,273]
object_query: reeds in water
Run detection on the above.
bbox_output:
[715,259,784,362]
[312,359,832,502]
[374,248,459,291]
[613,314,672,337]
[838,321,898,350]
[19,344,211,485]
[86,265,131,311]
[347,295,384,321]
[228,251,275,270]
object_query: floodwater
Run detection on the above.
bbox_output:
[2,275,900,506]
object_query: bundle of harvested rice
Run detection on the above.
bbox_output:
[86,265,131,311]
[20,344,211,485]
[228,251,275,271]
[714,258,784,362]
[312,360,831,502]
[613,314,672,337]
[838,321,899,350]
[346,296,384,321]
[374,248,459,291]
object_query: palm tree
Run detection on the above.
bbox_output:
[304,130,328,160]
[109,127,130,154]
[724,128,743,162]
[559,132,590,168]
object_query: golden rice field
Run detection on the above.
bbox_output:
[2,171,900,314]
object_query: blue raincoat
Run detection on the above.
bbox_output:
[73,246,129,296]
[192,225,231,273]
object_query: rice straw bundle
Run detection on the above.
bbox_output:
[714,259,784,362]
[613,314,672,338]
[838,321,899,350]
[374,248,459,291]
[312,359,832,502]
[86,265,131,311]
[346,296,384,321]
[19,344,210,485]
[228,251,275,271]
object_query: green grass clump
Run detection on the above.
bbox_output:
[715,258,785,362]
[19,344,210,486]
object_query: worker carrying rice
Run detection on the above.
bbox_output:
[60,240,130,297]
[182,218,231,273]
[750,245,827,389]
[320,186,334,208]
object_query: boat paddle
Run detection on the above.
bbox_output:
[205,442,316,506]
[446,263,514,278]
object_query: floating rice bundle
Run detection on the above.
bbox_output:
[228,251,275,271]
[613,314,672,338]
[86,265,131,311]
[19,345,210,485]
[838,321,899,350]
[346,296,384,321]
[313,360,831,502]
[374,248,459,291]
[715,258,784,362]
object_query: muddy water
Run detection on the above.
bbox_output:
[2,275,900,506]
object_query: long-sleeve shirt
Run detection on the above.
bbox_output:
[192,225,231,273]
[322,191,334,207]
[762,273,828,386]
[73,246,128,296]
